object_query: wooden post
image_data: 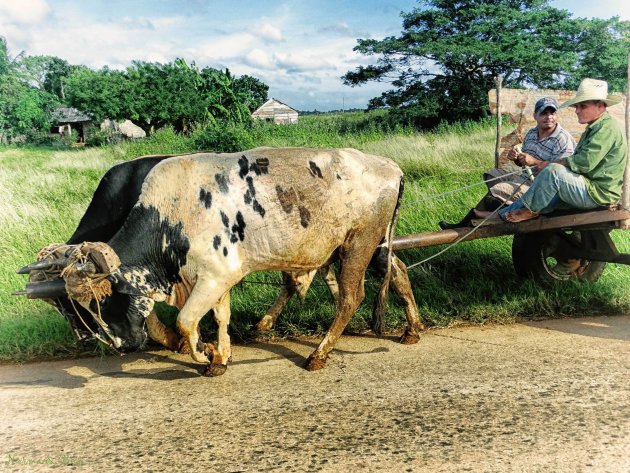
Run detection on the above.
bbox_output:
[494,75,503,168]
[621,52,630,229]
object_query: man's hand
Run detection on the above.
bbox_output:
[507,148,519,162]
[515,152,540,167]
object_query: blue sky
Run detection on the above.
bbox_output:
[1,0,628,111]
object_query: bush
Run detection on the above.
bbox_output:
[84,128,114,147]
[191,124,256,152]
[119,126,196,158]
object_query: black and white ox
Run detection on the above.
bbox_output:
[18,147,424,375]
[18,153,338,352]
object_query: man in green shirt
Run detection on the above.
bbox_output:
[498,78,627,223]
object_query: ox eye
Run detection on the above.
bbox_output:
[90,298,108,312]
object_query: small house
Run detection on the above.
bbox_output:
[252,98,298,124]
[51,107,92,142]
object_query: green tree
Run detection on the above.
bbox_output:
[43,56,76,100]
[65,66,126,123]
[64,59,266,135]
[0,37,10,76]
[343,0,628,126]
[123,60,197,134]
[560,17,630,92]
[233,74,269,112]
[0,38,58,140]
[199,67,252,125]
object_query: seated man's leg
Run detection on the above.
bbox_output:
[489,178,531,205]
[555,173,599,210]
[439,167,523,229]
[499,164,593,222]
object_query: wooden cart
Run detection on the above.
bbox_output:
[392,73,630,285]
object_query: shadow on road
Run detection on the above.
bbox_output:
[524,314,629,342]
[0,335,392,390]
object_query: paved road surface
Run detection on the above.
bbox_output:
[1,315,629,472]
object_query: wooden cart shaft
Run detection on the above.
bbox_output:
[392,209,630,251]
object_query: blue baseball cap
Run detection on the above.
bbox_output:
[534,97,559,114]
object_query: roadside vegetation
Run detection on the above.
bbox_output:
[1,115,628,362]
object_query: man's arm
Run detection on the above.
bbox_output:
[567,125,614,174]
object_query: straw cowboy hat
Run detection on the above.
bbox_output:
[560,78,623,108]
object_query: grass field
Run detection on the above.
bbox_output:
[1,117,628,361]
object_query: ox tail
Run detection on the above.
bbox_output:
[371,175,404,336]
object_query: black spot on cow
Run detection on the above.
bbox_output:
[220,211,230,229]
[309,161,323,179]
[252,200,265,217]
[299,206,311,228]
[223,247,228,257]
[230,211,246,243]
[199,188,212,209]
[276,185,297,214]
[215,173,230,194]
[250,158,269,176]
[244,176,255,204]
[238,155,249,179]
[213,235,221,250]
[239,154,270,180]
[255,157,269,171]
[244,176,265,217]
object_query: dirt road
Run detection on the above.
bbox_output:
[1,315,628,472]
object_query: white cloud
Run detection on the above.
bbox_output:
[274,51,334,73]
[0,0,51,25]
[317,21,353,36]
[197,33,257,61]
[255,22,283,41]
[244,49,274,69]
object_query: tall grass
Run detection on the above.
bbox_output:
[1,116,628,362]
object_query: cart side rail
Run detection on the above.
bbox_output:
[393,208,630,251]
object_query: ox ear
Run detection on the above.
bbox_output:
[107,273,144,297]
[81,242,121,274]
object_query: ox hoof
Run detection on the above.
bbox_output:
[202,363,227,377]
[256,315,274,332]
[304,355,326,372]
[177,338,192,354]
[400,329,420,345]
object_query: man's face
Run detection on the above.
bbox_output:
[574,100,605,125]
[534,107,557,131]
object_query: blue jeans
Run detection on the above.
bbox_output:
[499,163,598,217]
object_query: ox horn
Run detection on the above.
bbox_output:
[11,280,67,299]
[17,258,70,275]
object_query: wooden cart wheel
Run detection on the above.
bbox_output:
[512,230,607,284]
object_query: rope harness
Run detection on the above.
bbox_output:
[33,242,123,353]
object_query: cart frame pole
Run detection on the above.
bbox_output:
[621,52,630,230]
[494,75,503,168]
